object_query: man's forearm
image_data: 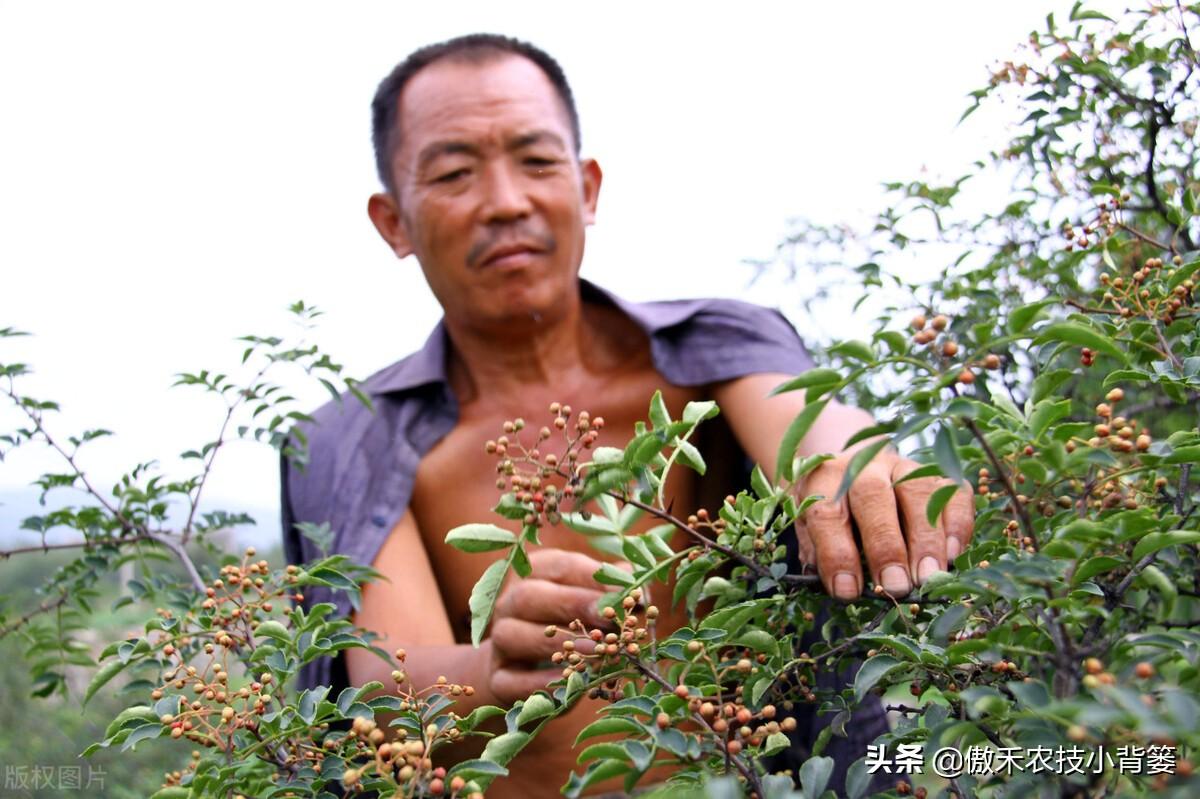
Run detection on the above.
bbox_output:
[350,639,502,722]
[799,400,879,457]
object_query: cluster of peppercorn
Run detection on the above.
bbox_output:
[909,312,1003,386]
[484,403,606,528]
[144,549,495,797]
[338,650,484,796]
[151,548,295,749]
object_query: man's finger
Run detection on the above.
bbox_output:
[802,464,863,600]
[891,460,950,585]
[491,616,595,664]
[495,579,610,628]
[847,465,911,596]
[490,664,564,706]
[942,484,975,562]
[527,548,611,590]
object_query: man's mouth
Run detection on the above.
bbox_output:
[478,243,544,268]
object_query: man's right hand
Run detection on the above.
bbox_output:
[487,549,615,705]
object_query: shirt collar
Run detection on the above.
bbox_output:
[365,278,711,397]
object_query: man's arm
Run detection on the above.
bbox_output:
[713,373,974,601]
[346,512,614,715]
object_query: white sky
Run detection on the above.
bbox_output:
[0,1,1123,542]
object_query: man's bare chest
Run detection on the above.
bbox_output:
[409,381,702,640]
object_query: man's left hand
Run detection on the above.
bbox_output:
[797,449,974,600]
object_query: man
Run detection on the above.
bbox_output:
[282,33,973,797]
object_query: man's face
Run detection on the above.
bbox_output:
[370,54,601,329]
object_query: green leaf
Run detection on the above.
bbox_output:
[770,368,842,396]
[835,438,891,501]
[933,423,963,484]
[925,483,960,527]
[672,438,706,475]
[775,399,830,482]
[1132,531,1200,563]
[799,756,835,799]
[445,524,517,553]
[577,742,632,764]
[730,629,780,658]
[1035,321,1126,362]
[1029,398,1072,441]
[298,686,328,724]
[1073,556,1124,584]
[681,400,719,423]
[149,788,191,799]
[447,759,509,781]
[1008,299,1057,334]
[480,731,531,767]
[762,731,791,757]
[854,654,903,702]
[516,693,557,726]
[120,723,164,752]
[750,464,774,499]
[828,339,875,363]
[846,757,872,799]
[458,705,506,733]
[1166,260,1200,292]
[595,562,635,587]
[648,390,671,429]
[85,659,129,707]
[255,620,291,643]
[574,716,643,746]
[468,558,509,647]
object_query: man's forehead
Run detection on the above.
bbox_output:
[395,54,575,156]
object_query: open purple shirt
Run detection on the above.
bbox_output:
[281,280,887,788]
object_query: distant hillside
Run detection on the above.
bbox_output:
[0,487,280,550]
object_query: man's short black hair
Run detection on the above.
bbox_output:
[371,33,581,194]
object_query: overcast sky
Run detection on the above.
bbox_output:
[0,1,1125,543]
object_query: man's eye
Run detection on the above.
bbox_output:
[434,169,468,183]
[525,157,558,168]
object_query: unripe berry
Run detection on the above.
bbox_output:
[1085,658,1104,675]
[656,712,670,729]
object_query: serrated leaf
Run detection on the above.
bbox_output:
[853,654,903,702]
[775,398,829,482]
[468,559,509,647]
[926,483,960,527]
[834,438,891,501]
[682,400,719,423]
[762,731,790,757]
[85,659,129,707]
[672,438,706,476]
[515,693,556,726]
[1035,321,1126,362]
[770,369,842,396]
[574,716,643,746]
[445,524,517,553]
[933,423,963,484]
[480,731,531,767]
[1132,531,1200,562]
[648,390,671,429]
[1008,299,1058,334]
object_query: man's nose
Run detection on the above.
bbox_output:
[479,162,533,223]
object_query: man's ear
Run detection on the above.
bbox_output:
[580,158,602,226]
[367,192,414,259]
